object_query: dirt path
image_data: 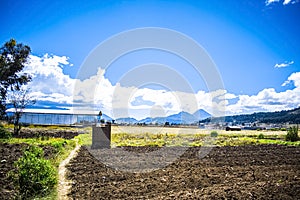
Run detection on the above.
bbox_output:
[57,140,81,200]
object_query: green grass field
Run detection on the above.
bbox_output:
[76,126,300,147]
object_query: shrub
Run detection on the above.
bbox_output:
[258,133,264,139]
[50,140,67,153]
[41,135,50,141]
[11,145,57,199]
[210,131,218,137]
[285,126,299,142]
[28,124,36,129]
[0,125,12,139]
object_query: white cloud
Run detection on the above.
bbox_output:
[274,61,294,68]
[22,54,300,119]
[266,0,298,5]
[265,0,280,6]
[282,71,300,87]
[24,54,75,104]
[226,72,300,115]
[282,0,299,4]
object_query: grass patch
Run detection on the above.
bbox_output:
[76,132,92,146]
[0,124,12,139]
[9,146,57,199]
[2,137,76,160]
[257,139,300,146]
[2,135,77,199]
[75,129,300,148]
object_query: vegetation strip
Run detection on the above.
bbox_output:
[76,127,300,147]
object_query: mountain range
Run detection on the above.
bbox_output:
[110,107,300,125]
[200,107,300,124]
[115,109,212,125]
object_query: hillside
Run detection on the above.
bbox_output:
[200,107,300,124]
[115,118,138,124]
[193,109,212,120]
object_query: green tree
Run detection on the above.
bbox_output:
[285,125,299,142]
[0,39,31,119]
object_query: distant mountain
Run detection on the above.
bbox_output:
[166,111,197,124]
[114,110,212,125]
[138,117,153,124]
[193,109,212,120]
[200,107,300,124]
[115,117,138,124]
[137,110,210,125]
[150,117,167,124]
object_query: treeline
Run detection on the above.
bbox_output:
[200,107,300,124]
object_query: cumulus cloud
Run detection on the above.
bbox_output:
[274,61,294,68]
[24,54,75,104]
[22,54,300,119]
[282,71,300,87]
[226,72,300,115]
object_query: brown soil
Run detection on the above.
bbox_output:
[0,143,56,200]
[14,128,82,139]
[67,145,300,199]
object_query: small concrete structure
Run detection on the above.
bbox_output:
[226,126,242,131]
[91,123,111,149]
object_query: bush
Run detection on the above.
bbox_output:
[0,125,12,139]
[11,145,57,199]
[50,140,67,153]
[210,131,218,137]
[258,133,264,139]
[41,135,50,141]
[285,126,299,142]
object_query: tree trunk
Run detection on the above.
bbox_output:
[13,113,21,136]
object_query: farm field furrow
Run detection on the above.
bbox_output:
[67,144,300,199]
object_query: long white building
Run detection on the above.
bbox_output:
[6,108,111,125]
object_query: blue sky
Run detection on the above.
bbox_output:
[1,0,300,119]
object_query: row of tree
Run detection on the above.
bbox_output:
[0,39,35,134]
